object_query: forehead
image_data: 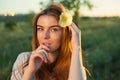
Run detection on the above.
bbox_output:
[37,15,59,27]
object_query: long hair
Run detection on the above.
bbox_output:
[32,2,72,80]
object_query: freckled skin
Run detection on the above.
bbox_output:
[37,15,62,53]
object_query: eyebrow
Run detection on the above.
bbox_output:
[36,25,61,28]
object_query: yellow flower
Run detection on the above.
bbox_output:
[59,11,73,28]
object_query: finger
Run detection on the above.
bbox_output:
[37,50,49,63]
[69,25,76,36]
[32,50,48,63]
[69,23,80,33]
[69,23,81,36]
[31,51,44,62]
[37,44,50,52]
[69,23,81,45]
[40,50,49,63]
[42,50,49,61]
[72,23,80,32]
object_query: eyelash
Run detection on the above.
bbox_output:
[37,27,60,32]
[51,28,59,32]
[37,27,44,31]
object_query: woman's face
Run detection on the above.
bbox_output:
[37,15,62,53]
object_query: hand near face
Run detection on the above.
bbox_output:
[27,45,50,73]
[69,23,81,50]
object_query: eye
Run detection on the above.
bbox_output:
[50,27,59,32]
[37,27,44,31]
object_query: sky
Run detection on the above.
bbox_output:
[0,0,120,17]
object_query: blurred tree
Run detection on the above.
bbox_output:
[4,21,17,30]
[25,11,36,25]
[39,0,93,25]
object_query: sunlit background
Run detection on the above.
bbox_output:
[0,0,120,80]
[0,0,120,17]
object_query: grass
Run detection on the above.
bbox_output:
[79,18,120,80]
[0,17,120,80]
[0,22,32,80]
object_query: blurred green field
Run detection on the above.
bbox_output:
[0,21,33,80]
[0,17,120,80]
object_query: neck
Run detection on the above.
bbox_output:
[48,50,59,64]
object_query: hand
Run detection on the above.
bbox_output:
[69,23,81,50]
[27,45,50,73]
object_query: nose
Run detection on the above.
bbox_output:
[44,30,50,39]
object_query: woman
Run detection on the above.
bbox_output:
[11,2,87,80]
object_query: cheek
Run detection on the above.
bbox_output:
[54,36,61,44]
[37,32,42,44]
[52,33,62,46]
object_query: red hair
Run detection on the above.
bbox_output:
[32,2,72,80]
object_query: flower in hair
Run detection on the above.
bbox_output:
[59,11,73,28]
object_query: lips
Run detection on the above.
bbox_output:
[42,42,51,48]
[42,42,50,46]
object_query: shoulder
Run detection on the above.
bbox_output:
[11,52,31,80]
[12,52,31,70]
[17,52,31,61]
